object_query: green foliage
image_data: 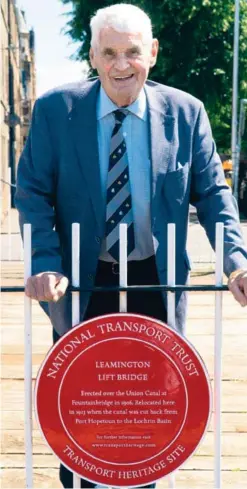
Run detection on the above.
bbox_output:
[60,0,247,154]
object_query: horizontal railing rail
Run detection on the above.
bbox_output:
[1,284,229,293]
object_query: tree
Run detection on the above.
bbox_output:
[60,0,247,154]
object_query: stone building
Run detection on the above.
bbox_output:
[18,9,36,146]
[0,0,36,222]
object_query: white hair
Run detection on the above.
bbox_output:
[90,4,153,49]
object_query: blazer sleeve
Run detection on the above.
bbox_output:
[15,97,64,276]
[190,103,247,276]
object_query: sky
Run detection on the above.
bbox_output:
[18,0,89,96]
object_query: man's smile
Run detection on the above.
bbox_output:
[111,74,136,87]
[113,74,134,79]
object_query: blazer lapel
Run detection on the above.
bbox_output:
[145,84,175,201]
[68,79,104,233]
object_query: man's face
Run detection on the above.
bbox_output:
[90,28,159,107]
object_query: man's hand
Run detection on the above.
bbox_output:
[25,272,69,302]
[228,269,247,307]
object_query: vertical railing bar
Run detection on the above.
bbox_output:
[72,223,80,328]
[167,223,176,489]
[168,473,176,488]
[167,223,176,328]
[8,167,11,261]
[112,223,128,489]
[119,223,128,313]
[72,223,81,489]
[214,222,224,488]
[116,224,128,489]
[24,223,33,488]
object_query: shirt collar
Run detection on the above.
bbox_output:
[97,85,147,121]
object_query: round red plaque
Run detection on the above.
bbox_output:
[35,314,211,487]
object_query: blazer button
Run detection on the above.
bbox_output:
[95,236,101,244]
[88,274,93,280]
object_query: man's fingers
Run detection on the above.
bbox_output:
[25,273,68,302]
[43,274,60,301]
[53,276,69,302]
[34,278,46,302]
[228,271,247,307]
[237,276,247,306]
[26,277,39,301]
[242,277,247,299]
[230,282,247,306]
[26,275,52,301]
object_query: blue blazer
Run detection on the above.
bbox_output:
[15,78,247,335]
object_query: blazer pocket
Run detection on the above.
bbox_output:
[163,165,189,203]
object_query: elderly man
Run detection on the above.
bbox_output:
[15,3,247,488]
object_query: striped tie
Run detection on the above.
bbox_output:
[105,109,135,262]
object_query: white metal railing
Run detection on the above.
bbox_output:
[24,223,32,488]
[71,223,81,489]
[214,223,224,487]
[23,222,224,489]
